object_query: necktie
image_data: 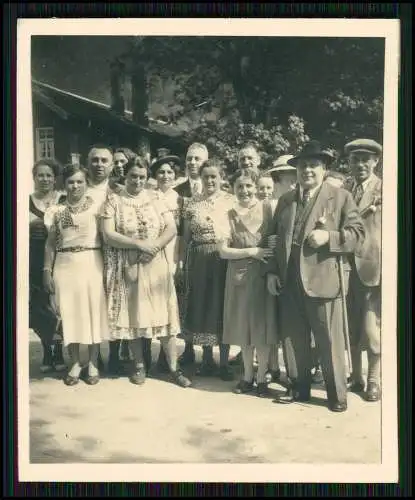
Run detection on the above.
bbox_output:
[302,189,311,205]
[192,181,200,196]
[354,183,364,205]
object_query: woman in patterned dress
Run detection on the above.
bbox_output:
[43,164,109,386]
[100,155,191,388]
[178,159,235,380]
[29,159,66,373]
[219,169,278,397]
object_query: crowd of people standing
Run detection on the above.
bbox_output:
[29,136,382,413]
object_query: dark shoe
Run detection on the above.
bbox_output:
[265,369,281,384]
[178,347,196,366]
[63,374,79,386]
[256,382,270,398]
[196,361,217,377]
[229,352,243,366]
[365,382,381,402]
[233,380,254,394]
[129,368,146,385]
[329,401,348,413]
[85,374,100,386]
[171,369,192,388]
[348,379,365,393]
[273,388,310,404]
[219,366,234,381]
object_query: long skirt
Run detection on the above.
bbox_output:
[53,250,109,346]
[182,242,227,346]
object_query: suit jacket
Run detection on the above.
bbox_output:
[348,175,382,287]
[174,179,192,198]
[264,181,365,299]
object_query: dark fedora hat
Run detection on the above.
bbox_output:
[288,140,336,167]
[150,148,181,175]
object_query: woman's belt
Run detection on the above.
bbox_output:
[57,246,101,253]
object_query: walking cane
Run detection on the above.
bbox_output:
[338,256,352,374]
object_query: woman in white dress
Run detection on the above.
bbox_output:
[101,155,191,388]
[43,164,109,386]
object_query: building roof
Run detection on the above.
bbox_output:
[32,79,184,139]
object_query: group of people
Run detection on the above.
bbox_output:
[29,136,382,413]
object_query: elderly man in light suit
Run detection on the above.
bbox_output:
[344,139,383,402]
[265,140,365,412]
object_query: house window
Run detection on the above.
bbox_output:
[35,127,55,160]
[70,153,81,166]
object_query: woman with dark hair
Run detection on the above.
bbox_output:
[43,164,109,386]
[101,155,191,388]
[179,159,235,380]
[29,159,67,373]
[219,168,278,397]
[110,147,137,188]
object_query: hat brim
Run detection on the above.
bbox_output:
[345,147,381,156]
[150,155,181,174]
[288,152,335,167]
[266,165,297,174]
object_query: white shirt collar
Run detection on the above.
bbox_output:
[299,183,322,200]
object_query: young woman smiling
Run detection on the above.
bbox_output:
[101,156,191,388]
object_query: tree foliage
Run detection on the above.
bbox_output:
[119,36,385,171]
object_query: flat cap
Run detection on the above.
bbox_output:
[344,139,382,156]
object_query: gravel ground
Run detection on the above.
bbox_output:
[29,331,381,464]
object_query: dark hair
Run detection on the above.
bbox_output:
[114,147,137,163]
[199,158,226,179]
[124,155,150,177]
[62,163,87,183]
[32,159,61,179]
[150,159,181,180]
[230,168,259,187]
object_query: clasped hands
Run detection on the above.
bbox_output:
[307,229,329,249]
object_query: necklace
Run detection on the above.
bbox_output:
[34,190,56,209]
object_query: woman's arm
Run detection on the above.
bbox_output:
[43,229,56,271]
[153,211,177,249]
[218,240,273,261]
[102,217,151,250]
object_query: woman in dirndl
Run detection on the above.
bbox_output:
[29,159,66,373]
[178,159,235,380]
[100,155,191,388]
[43,164,109,386]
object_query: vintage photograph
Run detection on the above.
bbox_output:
[17,19,399,483]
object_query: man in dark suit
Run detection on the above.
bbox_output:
[174,142,208,198]
[265,140,365,412]
[344,139,382,402]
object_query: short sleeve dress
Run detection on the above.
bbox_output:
[181,191,235,346]
[222,201,279,347]
[45,195,109,346]
[101,188,181,340]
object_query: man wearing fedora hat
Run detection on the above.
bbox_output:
[264,140,365,412]
[266,154,298,201]
[344,138,383,402]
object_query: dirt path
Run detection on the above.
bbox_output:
[29,332,381,464]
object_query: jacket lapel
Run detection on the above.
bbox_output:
[280,190,298,263]
[359,175,380,209]
[302,182,334,239]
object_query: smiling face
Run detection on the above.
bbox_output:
[65,171,87,203]
[125,166,148,195]
[113,152,129,178]
[238,147,261,171]
[349,151,379,184]
[87,147,113,183]
[201,166,221,195]
[296,157,327,190]
[156,163,176,191]
[257,177,274,200]
[34,164,55,194]
[235,176,258,206]
[186,146,208,179]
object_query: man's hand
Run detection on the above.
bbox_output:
[267,274,281,296]
[307,229,329,249]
